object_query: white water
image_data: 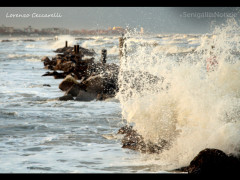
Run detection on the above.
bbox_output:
[117,19,240,170]
[1,20,240,173]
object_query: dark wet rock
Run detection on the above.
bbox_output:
[58,94,74,101]
[54,61,74,72]
[54,46,73,54]
[42,57,57,68]
[44,65,54,70]
[65,84,81,97]
[180,148,240,175]
[22,39,35,42]
[43,84,51,87]
[41,56,51,66]
[118,125,168,154]
[96,93,115,101]
[42,45,119,101]
[84,75,105,94]
[78,46,96,56]
[118,125,134,134]
[54,46,96,56]
[42,71,67,79]
[75,90,97,101]
[1,40,12,42]
[59,75,79,91]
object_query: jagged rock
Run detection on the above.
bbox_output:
[181,148,240,175]
[118,125,168,154]
[41,56,51,66]
[42,45,119,101]
[118,125,135,135]
[42,71,68,79]
[58,94,74,101]
[54,61,74,72]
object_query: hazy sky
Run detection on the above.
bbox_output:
[0,7,240,34]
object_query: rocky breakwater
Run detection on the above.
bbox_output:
[41,43,119,101]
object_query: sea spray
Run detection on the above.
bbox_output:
[117,19,240,169]
[42,35,76,50]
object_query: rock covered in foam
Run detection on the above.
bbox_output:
[118,125,169,154]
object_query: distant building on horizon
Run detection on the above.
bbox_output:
[41,27,69,35]
[0,24,129,36]
[112,26,125,34]
[24,26,34,33]
[0,24,14,33]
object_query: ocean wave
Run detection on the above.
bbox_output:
[25,58,40,62]
[117,20,240,169]
[7,54,41,59]
[0,110,18,116]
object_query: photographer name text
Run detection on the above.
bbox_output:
[6,12,62,18]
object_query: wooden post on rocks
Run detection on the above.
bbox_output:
[76,45,79,54]
[74,45,80,54]
[101,49,107,64]
[119,34,127,59]
[74,45,76,53]
[65,41,68,48]
[119,37,124,59]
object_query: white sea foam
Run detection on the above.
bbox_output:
[117,19,240,169]
[25,58,40,62]
[7,54,36,58]
[42,35,76,50]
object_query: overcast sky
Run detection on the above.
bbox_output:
[0,7,240,34]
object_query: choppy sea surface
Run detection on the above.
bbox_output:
[1,24,240,173]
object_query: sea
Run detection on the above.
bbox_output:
[0,19,240,173]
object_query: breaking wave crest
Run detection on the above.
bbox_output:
[117,19,240,169]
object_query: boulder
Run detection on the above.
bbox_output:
[118,125,168,154]
[84,75,105,94]
[65,84,81,97]
[75,90,97,101]
[41,56,51,66]
[59,75,79,91]
[182,148,240,175]
[58,94,74,101]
